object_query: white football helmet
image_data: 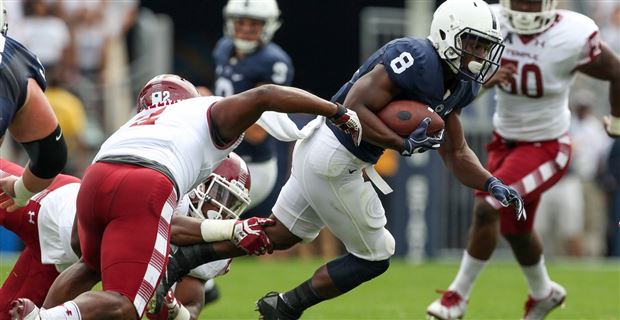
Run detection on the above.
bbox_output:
[0,0,8,36]
[188,153,251,220]
[223,0,281,54]
[500,0,557,35]
[428,0,504,84]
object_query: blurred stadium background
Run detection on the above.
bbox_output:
[0,0,619,318]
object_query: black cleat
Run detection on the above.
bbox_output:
[255,292,302,320]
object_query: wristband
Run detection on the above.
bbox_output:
[609,115,620,136]
[13,177,35,207]
[329,102,346,119]
[200,219,236,242]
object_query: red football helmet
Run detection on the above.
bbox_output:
[136,74,200,113]
[188,152,252,220]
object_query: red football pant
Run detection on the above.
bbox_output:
[0,202,58,319]
[475,132,572,235]
[77,162,177,317]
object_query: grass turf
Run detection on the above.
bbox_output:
[1,256,618,319]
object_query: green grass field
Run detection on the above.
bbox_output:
[1,257,619,319]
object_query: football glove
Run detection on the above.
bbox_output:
[232,217,275,255]
[328,103,363,146]
[401,117,444,156]
[485,177,526,220]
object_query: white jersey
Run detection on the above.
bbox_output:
[490,6,601,141]
[38,183,81,270]
[94,96,242,196]
[173,195,232,281]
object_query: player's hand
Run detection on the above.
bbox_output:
[401,117,444,156]
[485,177,526,220]
[603,115,620,138]
[484,64,517,89]
[0,176,30,212]
[232,217,275,255]
[328,103,363,146]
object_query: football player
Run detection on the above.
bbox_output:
[0,159,79,319]
[146,1,524,318]
[213,0,293,214]
[0,155,255,320]
[427,1,620,319]
[0,0,67,213]
[9,74,360,320]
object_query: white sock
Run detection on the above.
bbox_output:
[39,301,81,320]
[448,251,488,298]
[520,255,552,300]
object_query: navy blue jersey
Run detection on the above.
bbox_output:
[0,35,47,138]
[213,37,294,162]
[328,37,480,163]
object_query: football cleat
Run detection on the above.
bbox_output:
[426,290,468,320]
[255,292,302,320]
[523,281,566,320]
[8,299,40,320]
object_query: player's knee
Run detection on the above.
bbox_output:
[326,253,390,293]
[473,199,500,226]
[503,232,533,250]
[93,291,137,319]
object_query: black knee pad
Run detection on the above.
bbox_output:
[326,253,390,293]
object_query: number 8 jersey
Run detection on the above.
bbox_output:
[490,5,601,141]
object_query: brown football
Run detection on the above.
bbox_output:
[377,100,444,137]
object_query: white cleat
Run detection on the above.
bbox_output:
[8,299,41,320]
[523,282,567,320]
[426,290,468,320]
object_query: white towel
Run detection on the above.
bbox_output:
[256,112,325,142]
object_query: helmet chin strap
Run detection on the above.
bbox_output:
[234,39,259,54]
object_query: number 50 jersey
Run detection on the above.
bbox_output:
[491,5,601,141]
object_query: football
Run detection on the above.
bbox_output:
[377,100,444,137]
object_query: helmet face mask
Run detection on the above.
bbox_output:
[500,0,557,35]
[447,28,505,83]
[428,0,504,84]
[1,0,8,36]
[136,74,200,113]
[188,153,251,220]
[223,0,281,54]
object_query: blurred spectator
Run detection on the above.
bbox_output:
[19,0,73,81]
[44,74,88,177]
[600,4,620,54]
[537,92,614,257]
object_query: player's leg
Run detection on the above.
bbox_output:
[496,139,570,319]
[258,128,394,319]
[0,247,59,318]
[42,260,101,308]
[37,163,177,320]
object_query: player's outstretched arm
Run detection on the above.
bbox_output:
[575,42,620,137]
[209,84,361,144]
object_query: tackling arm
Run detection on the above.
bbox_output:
[209,84,345,143]
[343,64,407,152]
[575,42,620,136]
[437,111,491,190]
